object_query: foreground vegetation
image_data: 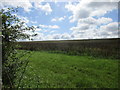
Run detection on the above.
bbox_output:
[1,7,37,88]
[15,50,118,88]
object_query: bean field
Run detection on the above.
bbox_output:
[18,38,120,59]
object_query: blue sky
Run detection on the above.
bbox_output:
[17,2,76,34]
[0,0,119,41]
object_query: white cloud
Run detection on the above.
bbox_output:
[0,0,33,12]
[31,21,37,24]
[97,17,113,25]
[24,21,118,41]
[99,22,118,37]
[70,24,90,31]
[78,17,112,25]
[19,16,29,24]
[34,2,52,15]
[70,17,113,32]
[39,24,60,29]
[64,0,118,40]
[39,24,48,28]
[48,34,60,40]
[45,33,71,40]
[35,28,42,32]
[21,29,45,41]
[50,30,56,34]
[49,25,59,29]
[51,18,58,22]
[65,1,117,22]
[70,21,118,39]
[22,32,71,41]
[51,16,66,22]
[31,0,119,2]
[61,33,71,39]
[32,32,44,41]
[100,22,118,31]
[0,0,52,14]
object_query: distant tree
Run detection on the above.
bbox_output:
[0,7,37,88]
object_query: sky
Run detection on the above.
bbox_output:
[0,0,119,41]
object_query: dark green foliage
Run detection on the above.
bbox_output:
[1,7,36,88]
[18,38,120,59]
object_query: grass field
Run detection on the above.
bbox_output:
[15,50,118,88]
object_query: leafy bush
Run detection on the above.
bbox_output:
[1,7,37,88]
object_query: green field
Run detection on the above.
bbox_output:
[15,50,118,88]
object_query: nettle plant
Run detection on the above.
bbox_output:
[1,7,37,88]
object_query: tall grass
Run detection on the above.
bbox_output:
[15,51,118,88]
[18,38,120,59]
